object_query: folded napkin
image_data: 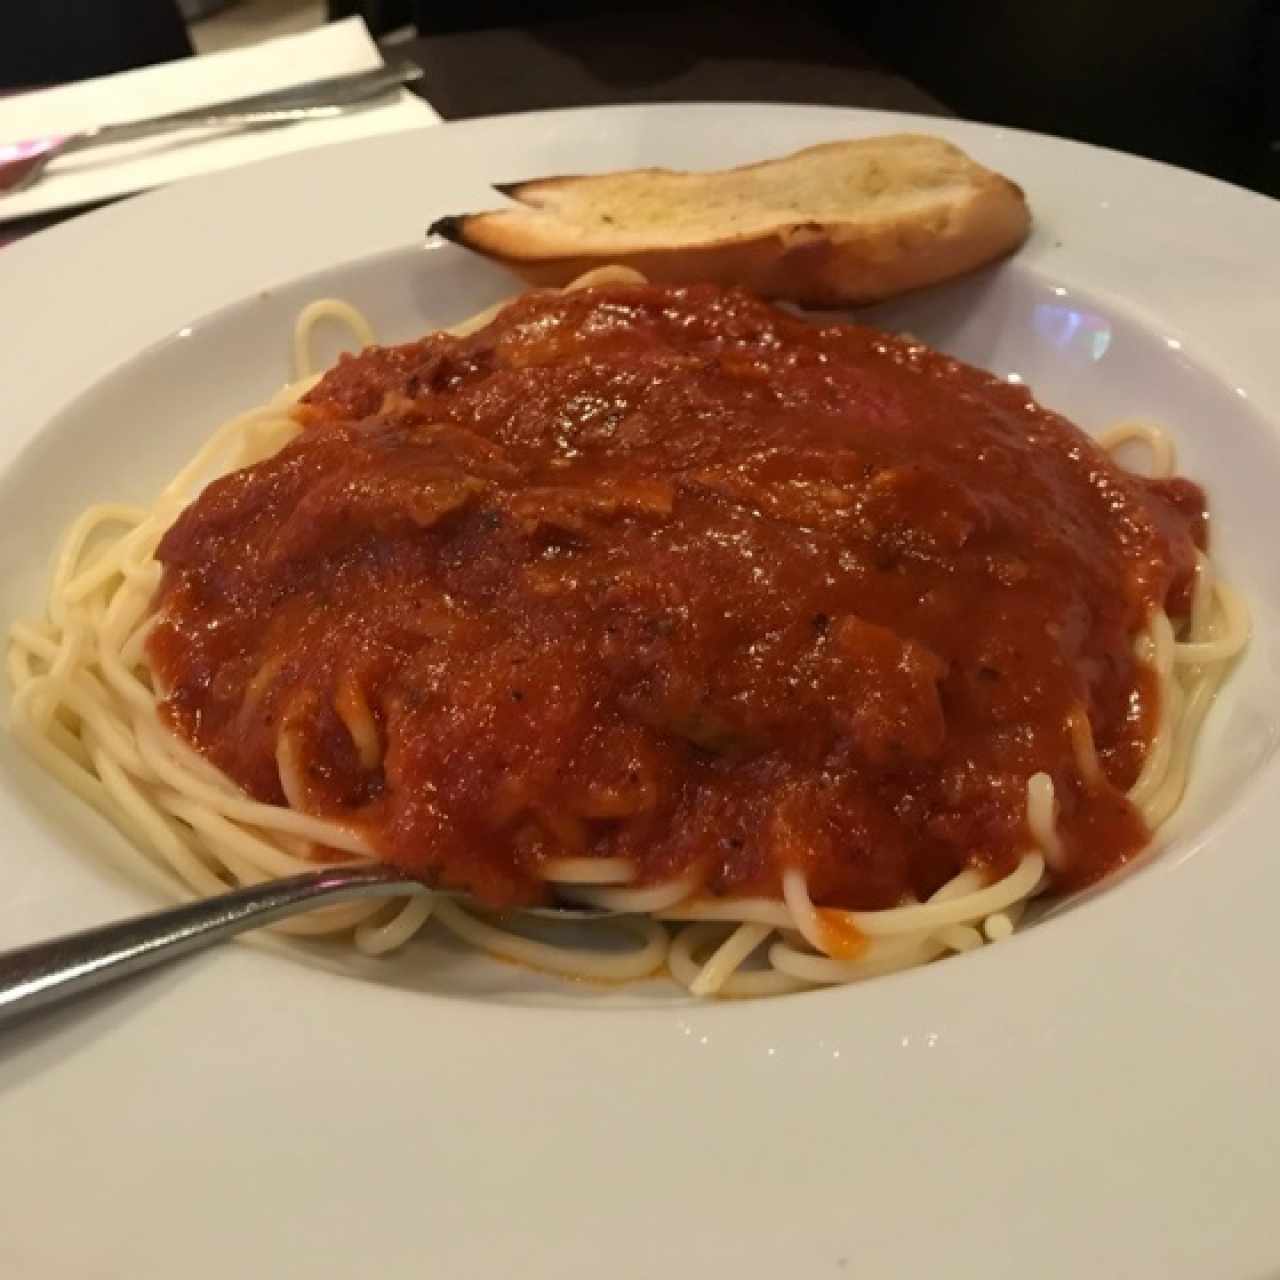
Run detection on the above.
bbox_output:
[0,17,439,225]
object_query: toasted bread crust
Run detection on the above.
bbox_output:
[428,137,1031,307]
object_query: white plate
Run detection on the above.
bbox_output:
[1,105,1279,1278]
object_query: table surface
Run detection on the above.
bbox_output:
[0,7,948,246]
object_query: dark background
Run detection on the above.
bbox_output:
[5,0,1278,198]
[333,0,1279,196]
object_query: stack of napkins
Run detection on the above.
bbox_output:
[0,18,439,225]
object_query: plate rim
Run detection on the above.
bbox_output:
[2,102,1279,1280]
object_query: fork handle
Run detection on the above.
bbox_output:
[62,61,424,155]
[0,864,415,1030]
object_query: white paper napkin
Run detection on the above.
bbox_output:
[0,18,440,224]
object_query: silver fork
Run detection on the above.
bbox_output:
[0,863,615,1029]
[0,60,425,196]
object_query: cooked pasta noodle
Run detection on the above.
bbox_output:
[6,273,1248,998]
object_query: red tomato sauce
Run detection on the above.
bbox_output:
[149,283,1204,908]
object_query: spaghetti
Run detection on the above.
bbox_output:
[6,270,1249,997]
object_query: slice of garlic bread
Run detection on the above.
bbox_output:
[429,135,1031,307]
